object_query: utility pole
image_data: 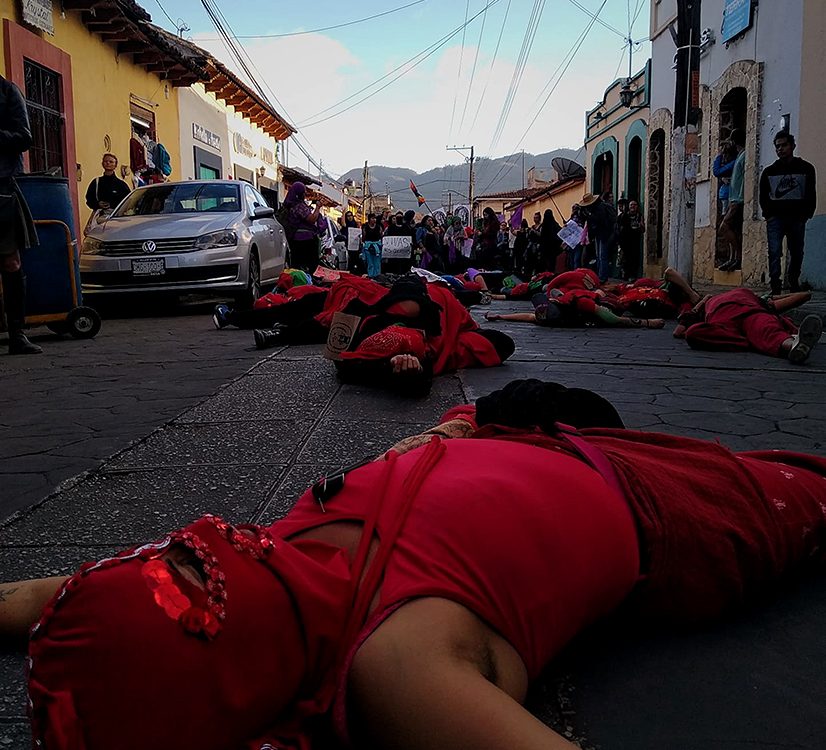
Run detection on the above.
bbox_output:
[446,145,475,222]
[362,161,368,221]
[522,150,526,189]
[667,0,702,280]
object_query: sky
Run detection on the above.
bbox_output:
[152,0,651,178]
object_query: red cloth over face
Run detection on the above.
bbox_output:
[315,276,389,328]
[28,516,352,750]
[254,284,327,310]
[546,268,601,295]
[684,288,796,356]
[340,326,427,361]
[424,283,501,373]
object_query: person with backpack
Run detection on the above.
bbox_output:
[279,182,322,272]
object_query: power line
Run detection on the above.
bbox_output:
[448,0,472,144]
[152,0,178,28]
[299,0,501,129]
[457,0,490,137]
[566,0,625,39]
[198,0,425,39]
[479,0,608,194]
[468,0,512,133]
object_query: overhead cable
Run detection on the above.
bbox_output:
[448,0,472,143]
[468,0,513,133]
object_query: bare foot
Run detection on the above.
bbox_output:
[647,318,666,329]
[484,312,500,321]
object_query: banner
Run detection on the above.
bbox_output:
[382,235,412,259]
[347,227,360,253]
[509,204,524,231]
[432,208,448,226]
[454,205,470,227]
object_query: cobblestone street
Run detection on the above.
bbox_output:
[1,298,825,748]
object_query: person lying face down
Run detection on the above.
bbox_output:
[7,379,826,750]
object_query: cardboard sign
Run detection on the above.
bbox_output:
[347,227,360,253]
[323,312,361,360]
[313,266,342,284]
[558,220,584,250]
[382,235,412,259]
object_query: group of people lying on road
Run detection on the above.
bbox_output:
[4,378,826,750]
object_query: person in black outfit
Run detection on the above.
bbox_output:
[759,131,817,294]
[84,154,130,212]
[0,74,41,355]
[538,209,563,273]
[383,210,416,274]
[342,210,364,274]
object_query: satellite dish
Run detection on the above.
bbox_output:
[552,157,586,180]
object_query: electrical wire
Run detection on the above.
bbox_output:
[153,0,178,28]
[488,0,546,152]
[299,0,501,129]
[479,0,608,194]
[457,0,490,137]
[199,0,425,40]
[566,0,625,39]
[468,0,512,133]
[448,0,472,144]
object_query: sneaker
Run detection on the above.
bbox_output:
[788,314,823,365]
[212,304,230,329]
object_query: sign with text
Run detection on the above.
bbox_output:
[192,123,221,151]
[347,227,360,253]
[21,0,54,34]
[721,0,753,43]
[323,312,361,360]
[381,235,412,259]
[558,220,584,250]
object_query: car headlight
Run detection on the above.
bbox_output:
[82,237,103,254]
[194,230,237,250]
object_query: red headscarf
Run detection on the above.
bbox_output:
[27,516,353,750]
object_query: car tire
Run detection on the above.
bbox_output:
[235,250,261,309]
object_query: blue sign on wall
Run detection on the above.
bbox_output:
[721,0,754,43]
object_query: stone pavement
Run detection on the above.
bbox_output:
[1,296,825,749]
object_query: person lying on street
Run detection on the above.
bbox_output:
[675,287,822,364]
[4,378,826,750]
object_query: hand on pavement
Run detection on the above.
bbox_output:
[390,354,423,373]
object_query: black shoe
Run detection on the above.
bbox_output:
[8,331,42,355]
[253,328,283,350]
[770,281,782,296]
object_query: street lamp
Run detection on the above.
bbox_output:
[620,79,640,109]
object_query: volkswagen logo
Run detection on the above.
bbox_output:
[142,240,157,254]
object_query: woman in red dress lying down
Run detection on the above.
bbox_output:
[2,379,825,750]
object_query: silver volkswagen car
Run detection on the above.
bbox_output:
[80,180,287,305]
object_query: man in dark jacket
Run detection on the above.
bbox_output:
[580,192,617,282]
[85,153,130,212]
[0,74,41,354]
[759,131,817,294]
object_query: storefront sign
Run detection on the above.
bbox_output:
[21,0,54,35]
[721,0,753,43]
[192,123,221,151]
[382,235,412,259]
[260,147,274,165]
[232,132,255,158]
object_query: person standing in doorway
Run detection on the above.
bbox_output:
[85,154,130,213]
[580,192,616,282]
[0,74,41,355]
[759,131,817,294]
[718,128,746,272]
[617,199,645,281]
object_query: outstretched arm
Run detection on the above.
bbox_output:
[0,577,67,642]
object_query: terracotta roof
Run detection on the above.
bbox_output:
[503,175,585,210]
[474,186,544,201]
[279,165,322,187]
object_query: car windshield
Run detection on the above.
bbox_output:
[114,184,241,217]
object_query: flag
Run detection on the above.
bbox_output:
[409,180,426,206]
[510,203,524,231]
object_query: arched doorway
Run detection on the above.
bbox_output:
[627,137,643,202]
[593,151,614,196]
[647,128,666,259]
[715,87,748,267]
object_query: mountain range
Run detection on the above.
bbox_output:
[338,148,583,213]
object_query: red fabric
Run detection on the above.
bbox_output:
[547,268,600,295]
[684,288,796,356]
[509,281,530,298]
[314,276,389,328]
[617,286,677,315]
[28,517,353,750]
[340,327,427,361]
[425,283,501,373]
[253,285,326,310]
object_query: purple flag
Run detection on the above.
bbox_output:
[510,203,524,231]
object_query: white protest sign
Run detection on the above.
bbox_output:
[347,227,360,253]
[558,220,584,250]
[382,235,412,259]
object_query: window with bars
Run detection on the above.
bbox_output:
[23,59,65,175]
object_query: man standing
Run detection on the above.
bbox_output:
[580,192,617,282]
[759,131,817,294]
[0,74,40,354]
[85,153,130,213]
[718,129,746,272]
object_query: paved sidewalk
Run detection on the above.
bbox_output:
[1,299,825,749]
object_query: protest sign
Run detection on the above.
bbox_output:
[323,312,361,360]
[382,235,412,259]
[558,220,584,250]
[347,227,360,253]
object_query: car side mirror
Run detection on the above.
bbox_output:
[252,206,275,219]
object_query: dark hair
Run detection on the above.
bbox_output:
[475,329,515,362]
[730,128,746,147]
[774,131,796,148]
[102,153,118,164]
[367,213,377,220]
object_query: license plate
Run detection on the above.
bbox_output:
[132,258,166,276]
